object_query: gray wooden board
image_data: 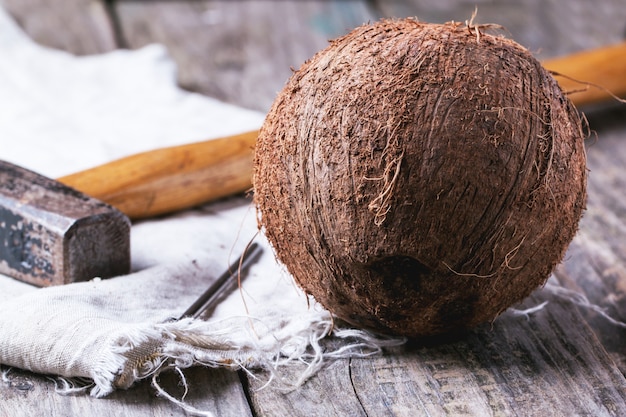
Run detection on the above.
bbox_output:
[248,291,626,416]
[0,366,253,416]
[1,0,626,416]
[554,105,626,375]
[246,359,369,417]
[114,0,376,113]
[373,0,626,59]
[0,0,116,55]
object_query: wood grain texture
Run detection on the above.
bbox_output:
[246,360,368,417]
[114,0,374,112]
[59,131,258,219]
[542,42,626,106]
[0,366,253,417]
[248,292,626,417]
[372,0,626,59]
[0,0,116,54]
[2,0,626,416]
[352,298,626,417]
[553,105,626,375]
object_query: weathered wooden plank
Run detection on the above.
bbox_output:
[247,290,626,417]
[552,105,626,374]
[371,0,626,59]
[0,0,117,54]
[0,366,254,417]
[240,3,626,415]
[354,297,626,416]
[3,1,626,416]
[113,0,376,112]
[370,0,626,388]
[246,359,367,417]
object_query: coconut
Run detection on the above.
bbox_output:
[253,19,587,337]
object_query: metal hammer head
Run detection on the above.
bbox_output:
[0,161,131,287]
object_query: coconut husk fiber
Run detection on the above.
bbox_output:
[254,19,587,337]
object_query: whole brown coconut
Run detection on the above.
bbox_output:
[254,19,587,337]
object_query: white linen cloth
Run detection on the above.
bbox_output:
[0,8,400,414]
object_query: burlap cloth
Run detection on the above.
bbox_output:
[0,8,402,414]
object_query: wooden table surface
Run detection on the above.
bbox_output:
[1,1,626,416]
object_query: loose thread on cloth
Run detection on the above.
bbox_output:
[150,367,217,417]
[123,312,403,415]
[7,277,626,417]
[544,281,626,328]
[506,278,626,329]
[0,5,387,416]
[95,277,626,417]
[507,301,549,319]
[0,307,403,416]
[36,307,405,411]
[51,376,94,396]
[154,312,404,391]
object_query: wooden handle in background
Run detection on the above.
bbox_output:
[543,41,626,107]
[58,131,257,220]
[58,43,626,220]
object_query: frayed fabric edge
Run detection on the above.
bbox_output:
[86,281,626,396]
[68,310,404,414]
[152,312,406,391]
[13,280,626,416]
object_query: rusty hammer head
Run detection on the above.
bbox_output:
[0,161,130,287]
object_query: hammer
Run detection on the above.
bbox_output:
[0,131,256,287]
[1,41,625,288]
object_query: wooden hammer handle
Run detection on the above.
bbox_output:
[58,131,257,220]
[543,41,626,107]
[59,43,625,220]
